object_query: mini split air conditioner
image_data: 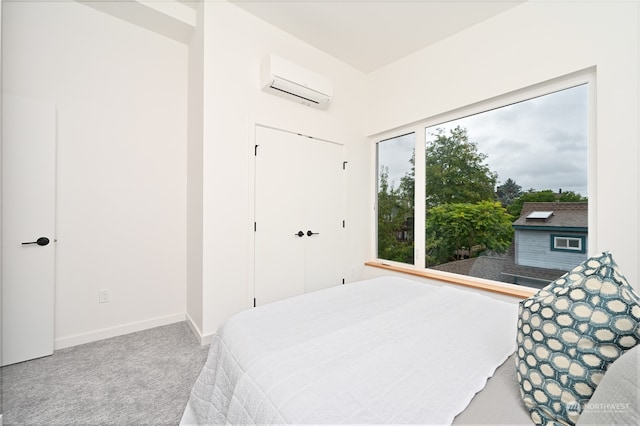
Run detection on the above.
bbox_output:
[261,54,333,109]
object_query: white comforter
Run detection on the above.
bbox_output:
[182,276,518,425]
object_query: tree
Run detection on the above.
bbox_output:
[377,166,413,263]
[558,190,587,202]
[399,150,415,207]
[425,201,514,265]
[425,126,497,208]
[496,178,523,207]
[506,190,556,217]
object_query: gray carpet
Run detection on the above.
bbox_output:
[1,321,210,425]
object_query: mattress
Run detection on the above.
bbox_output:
[182,276,520,425]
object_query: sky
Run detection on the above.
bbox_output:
[379,84,589,198]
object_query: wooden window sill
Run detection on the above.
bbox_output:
[365,261,537,299]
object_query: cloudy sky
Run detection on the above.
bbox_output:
[379,84,589,197]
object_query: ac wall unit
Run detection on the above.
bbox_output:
[261,54,333,109]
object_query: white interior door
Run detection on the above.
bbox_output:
[254,126,345,306]
[2,94,56,366]
[302,138,345,293]
[254,127,306,305]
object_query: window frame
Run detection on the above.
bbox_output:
[372,68,596,292]
[375,132,417,264]
[551,235,586,253]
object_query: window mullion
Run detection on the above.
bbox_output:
[414,126,426,267]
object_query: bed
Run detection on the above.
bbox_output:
[181,276,532,425]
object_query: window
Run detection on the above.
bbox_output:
[552,235,585,253]
[375,73,592,289]
[526,211,554,221]
[377,133,415,265]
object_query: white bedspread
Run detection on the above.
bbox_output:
[181,276,518,425]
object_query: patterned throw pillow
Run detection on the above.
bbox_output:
[515,252,640,425]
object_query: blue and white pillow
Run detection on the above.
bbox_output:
[516,252,640,425]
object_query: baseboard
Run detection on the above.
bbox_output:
[54,313,186,350]
[185,313,214,346]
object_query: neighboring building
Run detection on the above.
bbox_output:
[502,202,588,287]
[433,202,588,289]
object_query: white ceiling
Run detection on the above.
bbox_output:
[228,0,526,73]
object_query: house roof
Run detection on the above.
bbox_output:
[512,202,588,229]
[430,248,567,289]
[430,254,507,283]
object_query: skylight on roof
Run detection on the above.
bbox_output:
[526,211,554,220]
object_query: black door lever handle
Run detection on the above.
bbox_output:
[306,230,319,236]
[22,237,50,246]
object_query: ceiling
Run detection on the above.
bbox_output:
[228,0,526,73]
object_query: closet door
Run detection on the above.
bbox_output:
[302,138,345,294]
[254,126,345,306]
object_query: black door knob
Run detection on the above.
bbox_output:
[22,237,50,246]
[295,231,304,237]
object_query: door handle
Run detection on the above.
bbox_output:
[22,237,50,246]
[295,231,305,237]
[306,230,319,236]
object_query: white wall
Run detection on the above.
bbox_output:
[189,1,369,338]
[0,0,4,378]
[365,1,640,288]
[186,1,204,339]
[2,1,188,348]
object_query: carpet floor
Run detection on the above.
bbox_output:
[1,322,209,425]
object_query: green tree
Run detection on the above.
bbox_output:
[377,166,413,263]
[425,126,497,208]
[496,178,523,207]
[425,201,514,265]
[558,190,587,202]
[507,190,557,217]
[399,151,415,206]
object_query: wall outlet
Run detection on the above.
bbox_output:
[98,289,110,303]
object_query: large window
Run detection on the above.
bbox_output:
[376,77,590,288]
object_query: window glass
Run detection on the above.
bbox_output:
[424,84,588,287]
[377,133,415,264]
[553,236,584,252]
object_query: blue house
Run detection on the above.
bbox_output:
[503,202,588,287]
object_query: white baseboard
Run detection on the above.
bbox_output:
[185,312,214,346]
[54,313,186,350]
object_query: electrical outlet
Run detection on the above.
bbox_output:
[98,289,110,303]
